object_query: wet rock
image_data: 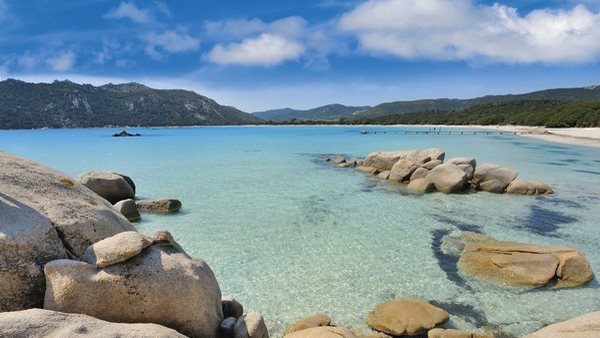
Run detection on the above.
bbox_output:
[0,308,186,338]
[428,328,493,338]
[222,295,244,319]
[408,178,436,193]
[44,231,223,338]
[113,199,141,222]
[221,317,238,338]
[82,231,153,268]
[0,152,135,259]
[506,179,537,195]
[427,163,468,193]
[524,311,600,337]
[285,314,332,335]
[366,298,449,336]
[0,194,68,311]
[77,171,136,204]
[136,198,182,213]
[234,312,269,338]
[530,180,554,194]
[423,160,443,170]
[389,159,419,182]
[284,326,357,338]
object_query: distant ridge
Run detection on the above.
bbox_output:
[0,79,262,129]
[253,104,370,122]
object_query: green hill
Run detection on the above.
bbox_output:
[0,79,262,129]
[253,104,370,122]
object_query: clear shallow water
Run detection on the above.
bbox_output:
[1,126,599,337]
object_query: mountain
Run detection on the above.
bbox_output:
[356,86,600,118]
[253,104,370,122]
[0,79,262,129]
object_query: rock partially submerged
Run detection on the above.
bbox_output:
[366,299,449,336]
[234,311,269,338]
[427,163,468,193]
[0,152,135,259]
[285,314,332,335]
[113,129,142,137]
[0,194,68,311]
[136,198,182,213]
[77,171,136,204]
[524,311,600,337]
[44,230,223,338]
[284,326,357,338]
[428,328,492,338]
[0,308,186,338]
[454,232,594,288]
[113,198,141,222]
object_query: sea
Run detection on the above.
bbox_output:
[1,126,599,337]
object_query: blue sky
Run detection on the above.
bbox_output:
[0,0,599,111]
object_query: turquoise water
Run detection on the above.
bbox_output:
[1,126,599,337]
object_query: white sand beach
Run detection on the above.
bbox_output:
[480,126,600,148]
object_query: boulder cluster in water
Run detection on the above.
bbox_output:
[330,148,554,195]
[0,151,597,337]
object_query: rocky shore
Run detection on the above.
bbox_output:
[1,151,598,337]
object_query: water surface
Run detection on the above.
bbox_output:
[1,126,599,337]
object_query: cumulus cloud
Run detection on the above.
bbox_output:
[339,0,600,63]
[145,30,200,60]
[203,16,307,41]
[206,33,305,66]
[105,2,152,23]
[46,52,76,71]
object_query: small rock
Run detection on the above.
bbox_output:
[222,295,244,319]
[136,198,182,213]
[428,328,493,338]
[506,179,536,195]
[285,314,331,335]
[221,317,238,338]
[333,156,346,164]
[530,180,553,194]
[407,178,435,193]
[340,160,358,168]
[357,166,380,175]
[366,298,449,336]
[410,167,430,181]
[82,231,153,268]
[234,312,269,338]
[113,199,141,222]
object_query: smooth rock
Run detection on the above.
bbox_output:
[410,167,429,181]
[234,312,269,338]
[0,152,135,258]
[113,199,141,222]
[0,194,68,311]
[457,164,474,181]
[284,326,357,338]
[506,179,536,195]
[361,151,418,171]
[222,295,244,319]
[285,314,331,335]
[136,199,182,213]
[82,231,153,268]
[427,163,468,193]
[366,298,449,336]
[114,172,136,195]
[479,179,506,193]
[419,148,445,161]
[473,164,518,188]
[221,317,238,338]
[44,231,223,338]
[77,171,135,204]
[377,170,391,180]
[422,160,443,170]
[389,159,418,182]
[524,311,600,337]
[458,236,594,288]
[530,180,554,194]
[0,308,187,338]
[407,178,435,193]
[447,157,477,168]
[428,328,493,338]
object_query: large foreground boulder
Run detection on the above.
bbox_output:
[44,231,223,338]
[0,308,186,338]
[77,171,135,204]
[366,299,449,336]
[0,194,68,311]
[457,233,594,288]
[427,163,468,193]
[524,311,600,337]
[0,152,135,259]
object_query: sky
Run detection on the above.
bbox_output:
[0,0,599,112]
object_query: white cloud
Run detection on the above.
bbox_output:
[105,2,151,23]
[204,16,307,40]
[339,0,600,63]
[144,30,200,60]
[17,53,38,70]
[46,52,76,71]
[206,33,305,66]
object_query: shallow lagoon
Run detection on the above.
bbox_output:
[1,126,599,337]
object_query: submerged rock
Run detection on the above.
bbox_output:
[285,314,332,335]
[506,179,537,195]
[357,166,380,175]
[136,198,182,213]
[457,233,594,288]
[428,328,492,338]
[0,194,68,311]
[340,160,358,168]
[427,163,468,193]
[284,326,357,338]
[113,198,141,222]
[44,231,223,338]
[524,311,600,337]
[530,180,554,194]
[234,312,269,338]
[333,156,346,164]
[0,152,135,259]
[77,171,136,204]
[366,298,449,336]
[0,308,186,338]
